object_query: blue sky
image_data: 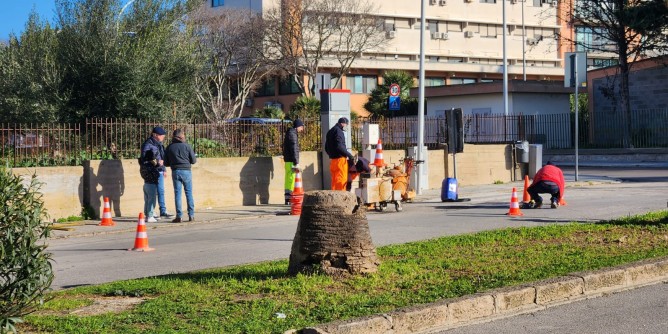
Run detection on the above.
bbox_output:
[0,1,57,41]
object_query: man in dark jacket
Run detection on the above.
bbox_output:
[140,126,174,220]
[282,119,305,204]
[164,129,197,222]
[527,161,565,209]
[325,117,354,190]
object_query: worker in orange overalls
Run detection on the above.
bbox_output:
[325,117,354,190]
[527,161,565,209]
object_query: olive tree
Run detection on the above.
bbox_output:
[0,169,53,333]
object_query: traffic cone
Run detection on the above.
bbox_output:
[559,197,568,206]
[372,139,386,167]
[290,171,304,216]
[522,175,531,203]
[98,197,115,226]
[129,213,154,252]
[506,187,524,216]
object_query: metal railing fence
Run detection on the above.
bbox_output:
[1,109,666,168]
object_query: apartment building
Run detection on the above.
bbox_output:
[213,0,567,116]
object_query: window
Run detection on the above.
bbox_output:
[255,78,275,97]
[346,75,377,94]
[279,77,301,95]
[590,58,618,68]
[425,77,445,87]
[575,26,612,52]
[330,75,342,89]
[212,0,224,7]
[479,24,500,38]
[480,0,496,3]
[449,78,476,85]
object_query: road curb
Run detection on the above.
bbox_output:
[294,256,668,334]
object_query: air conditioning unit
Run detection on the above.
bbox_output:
[464,31,474,38]
[526,38,537,45]
[386,30,396,39]
[384,23,395,32]
[429,0,437,5]
[465,0,473,3]
[511,0,517,3]
[551,0,558,6]
[431,32,441,39]
[439,0,447,5]
[244,98,253,107]
[441,32,449,40]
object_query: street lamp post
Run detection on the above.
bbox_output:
[417,0,426,194]
[502,0,509,116]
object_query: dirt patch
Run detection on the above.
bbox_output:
[69,296,145,316]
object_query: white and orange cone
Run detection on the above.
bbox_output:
[98,197,115,226]
[128,213,154,252]
[372,139,386,167]
[506,187,524,216]
[522,175,531,203]
[290,171,304,216]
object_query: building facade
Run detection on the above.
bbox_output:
[213,0,571,116]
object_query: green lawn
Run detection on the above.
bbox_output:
[23,210,668,334]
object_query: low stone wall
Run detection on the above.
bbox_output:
[13,145,511,220]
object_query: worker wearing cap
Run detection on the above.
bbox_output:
[140,126,174,222]
[283,119,305,204]
[325,117,354,190]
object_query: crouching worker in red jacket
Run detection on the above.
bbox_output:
[527,161,565,209]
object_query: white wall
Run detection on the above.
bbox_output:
[427,93,505,117]
[513,93,570,115]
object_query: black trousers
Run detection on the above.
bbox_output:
[527,181,560,204]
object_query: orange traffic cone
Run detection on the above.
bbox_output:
[506,187,524,216]
[522,175,531,203]
[98,197,115,226]
[372,139,386,167]
[291,171,304,216]
[129,213,154,252]
[559,197,568,206]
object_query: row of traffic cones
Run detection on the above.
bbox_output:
[98,197,154,251]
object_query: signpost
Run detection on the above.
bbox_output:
[388,83,401,115]
[565,52,586,182]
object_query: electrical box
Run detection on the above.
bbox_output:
[362,123,379,147]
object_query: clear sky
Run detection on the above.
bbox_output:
[0,1,57,41]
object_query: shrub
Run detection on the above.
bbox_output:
[0,168,54,333]
[287,96,320,121]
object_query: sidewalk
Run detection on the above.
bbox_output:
[49,173,619,240]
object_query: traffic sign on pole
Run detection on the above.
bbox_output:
[389,83,400,97]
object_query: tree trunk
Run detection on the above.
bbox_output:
[288,190,380,276]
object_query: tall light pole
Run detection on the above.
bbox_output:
[502,0,509,116]
[522,0,526,81]
[417,0,426,194]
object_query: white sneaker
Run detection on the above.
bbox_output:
[146,217,158,223]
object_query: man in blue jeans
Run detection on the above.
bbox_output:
[164,129,197,223]
[141,126,174,220]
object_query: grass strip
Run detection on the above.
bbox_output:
[23,210,668,333]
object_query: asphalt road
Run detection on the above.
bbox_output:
[48,167,668,290]
[438,283,668,334]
